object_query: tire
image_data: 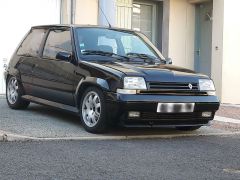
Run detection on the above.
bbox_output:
[6,76,30,109]
[79,87,108,133]
[176,126,202,131]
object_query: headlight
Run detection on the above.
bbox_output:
[124,77,147,90]
[199,79,215,91]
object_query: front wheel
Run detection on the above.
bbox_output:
[79,87,108,133]
[6,76,30,109]
[176,126,202,131]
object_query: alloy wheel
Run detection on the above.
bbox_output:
[82,91,101,127]
[7,77,19,105]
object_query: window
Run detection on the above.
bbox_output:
[17,29,46,57]
[43,29,72,60]
[75,28,163,61]
[132,3,156,42]
[98,36,117,54]
[120,35,156,56]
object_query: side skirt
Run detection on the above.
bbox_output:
[22,95,79,114]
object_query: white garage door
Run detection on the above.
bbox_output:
[0,0,61,94]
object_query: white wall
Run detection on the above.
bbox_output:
[167,0,195,70]
[221,0,240,104]
[0,0,60,94]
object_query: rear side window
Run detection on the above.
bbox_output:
[17,29,46,57]
[43,29,72,60]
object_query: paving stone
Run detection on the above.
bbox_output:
[216,106,240,120]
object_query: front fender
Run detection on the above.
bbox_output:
[77,77,110,92]
[74,77,110,105]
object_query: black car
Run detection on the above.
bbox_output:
[4,25,220,133]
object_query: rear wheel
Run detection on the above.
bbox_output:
[79,87,108,133]
[176,126,202,131]
[6,76,30,109]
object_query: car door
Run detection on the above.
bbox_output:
[31,27,76,106]
[16,28,47,95]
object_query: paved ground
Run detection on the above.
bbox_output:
[216,105,240,120]
[0,96,240,179]
[0,136,240,180]
[0,97,238,141]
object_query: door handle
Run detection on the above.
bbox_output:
[74,70,81,76]
[196,49,201,56]
[32,64,38,68]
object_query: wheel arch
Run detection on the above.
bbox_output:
[6,71,26,96]
[75,77,110,108]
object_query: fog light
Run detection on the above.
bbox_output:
[128,111,140,118]
[202,112,212,117]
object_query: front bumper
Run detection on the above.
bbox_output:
[106,92,220,127]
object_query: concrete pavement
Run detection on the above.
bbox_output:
[0,97,239,141]
[216,104,240,119]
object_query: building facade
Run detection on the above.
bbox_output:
[0,0,240,104]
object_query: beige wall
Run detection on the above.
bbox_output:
[211,0,224,100]
[75,0,98,25]
[167,0,195,70]
[221,0,240,104]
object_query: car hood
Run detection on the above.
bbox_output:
[84,61,209,83]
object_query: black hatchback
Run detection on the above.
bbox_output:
[5,25,220,133]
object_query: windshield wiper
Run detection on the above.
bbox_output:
[81,50,130,62]
[126,52,162,64]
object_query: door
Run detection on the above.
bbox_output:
[194,1,213,77]
[31,28,76,106]
[132,1,157,43]
[16,28,48,95]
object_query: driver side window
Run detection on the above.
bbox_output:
[43,29,72,60]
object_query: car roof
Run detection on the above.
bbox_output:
[31,24,136,33]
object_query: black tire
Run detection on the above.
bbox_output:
[6,76,30,109]
[79,86,108,133]
[176,126,202,131]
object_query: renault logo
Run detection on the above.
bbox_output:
[188,83,193,90]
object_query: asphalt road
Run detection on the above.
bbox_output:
[0,136,240,180]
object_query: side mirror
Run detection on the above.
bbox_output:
[166,57,173,64]
[56,52,72,61]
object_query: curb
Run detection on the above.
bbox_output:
[0,130,240,142]
[0,115,239,142]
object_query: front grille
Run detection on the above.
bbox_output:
[149,82,199,91]
[143,82,204,95]
[139,90,207,96]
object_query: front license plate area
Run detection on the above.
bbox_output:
[157,103,195,113]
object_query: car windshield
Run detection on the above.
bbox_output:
[75,27,165,62]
